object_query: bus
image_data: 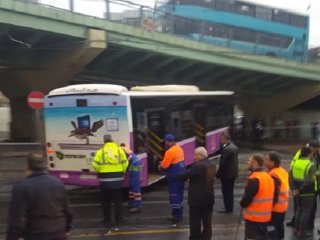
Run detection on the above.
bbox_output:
[44,84,234,187]
[157,0,309,62]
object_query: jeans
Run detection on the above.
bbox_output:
[307,193,317,229]
[295,196,315,230]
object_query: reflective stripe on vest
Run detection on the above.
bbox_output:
[268,167,289,213]
[102,145,120,165]
[251,198,273,203]
[243,171,274,222]
[99,177,124,182]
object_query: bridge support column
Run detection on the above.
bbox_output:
[239,83,320,138]
[0,29,106,142]
[9,98,41,142]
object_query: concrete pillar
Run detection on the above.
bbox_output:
[0,29,106,142]
[9,98,37,142]
[239,83,320,138]
[240,83,320,118]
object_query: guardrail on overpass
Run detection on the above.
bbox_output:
[20,0,199,38]
[19,0,312,63]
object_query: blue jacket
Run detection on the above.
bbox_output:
[6,171,73,240]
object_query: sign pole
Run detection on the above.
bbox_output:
[27,91,45,143]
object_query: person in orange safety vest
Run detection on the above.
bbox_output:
[240,154,275,240]
[158,134,186,222]
[264,151,289,240]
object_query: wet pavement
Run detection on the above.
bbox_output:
[1,148,320,240]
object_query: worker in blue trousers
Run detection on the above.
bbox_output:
[158,134,186,222]
[120,143,142,213]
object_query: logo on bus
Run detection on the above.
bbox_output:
[66,88,99,94]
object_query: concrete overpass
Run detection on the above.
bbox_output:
[0,0,320,141]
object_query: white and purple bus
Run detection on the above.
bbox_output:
[44,84,234,187]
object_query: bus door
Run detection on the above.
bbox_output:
[146,109,165,172]
[193,104,206,146]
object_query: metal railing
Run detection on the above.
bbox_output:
[16,0,313,62]
[17,0,211,41]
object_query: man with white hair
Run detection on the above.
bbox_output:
[177,147,216,240]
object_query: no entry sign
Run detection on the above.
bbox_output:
[27,91,45,110]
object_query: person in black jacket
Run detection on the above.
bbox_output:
[177,147,216,240]
[6,152,73,240]
[216,133,239,213]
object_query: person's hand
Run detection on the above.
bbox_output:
[293,189,299,196]
[158,163,162,171]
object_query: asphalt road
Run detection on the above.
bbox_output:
[1,151,320,240]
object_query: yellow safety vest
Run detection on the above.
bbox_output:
[92,142,128,174]
[291,158,316,196]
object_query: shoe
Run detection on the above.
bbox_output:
[167,216,182,222]
[307,225,314,230]
[219,210,233,214]
[115,219,124,226]
[105,221,112,228]
[102,218,111,223]
[129,207,140,213]
[296,229,312,238]
[126,203,134,209]
[286,221,295,227]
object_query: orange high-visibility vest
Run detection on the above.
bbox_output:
[160,144,184,169]
[268,167,289,213]
[243,171,274,222]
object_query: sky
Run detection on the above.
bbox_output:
[40,0,320,47]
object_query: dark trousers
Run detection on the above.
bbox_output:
[245,220,268,240]
[289,196,297,223]
[100,186,122,223]
[308,194,317,229]
[269,212,285,240]
[189,205,213,240]
[295,196,314,230]
[25,231,67,240]
[221,178,235,212]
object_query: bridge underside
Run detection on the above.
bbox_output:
[0,0,319,141]
[78,44,312,97]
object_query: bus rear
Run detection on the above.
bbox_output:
[44,84,133,187]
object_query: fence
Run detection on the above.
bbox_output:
[17,0,213,42]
